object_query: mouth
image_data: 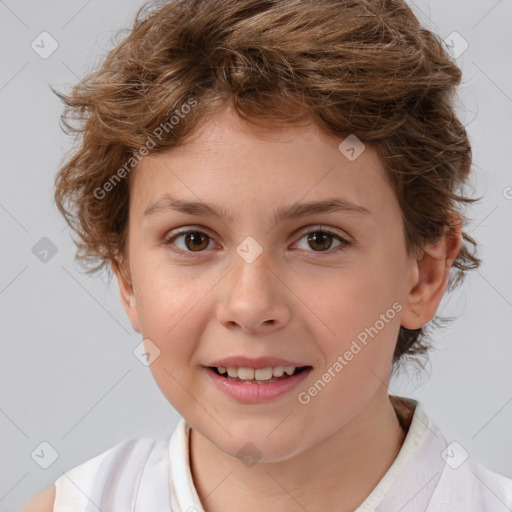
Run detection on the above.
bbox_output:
[208,365,312,385]
[205,364,313,403]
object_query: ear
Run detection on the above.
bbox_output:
[111,256,141,333]
[401,212,463,330]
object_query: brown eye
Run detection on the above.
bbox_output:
[165,229,213,253]
[164,226,350,258]
[294,227,350,254]
[183,231,210,251]
[306,231,335,251]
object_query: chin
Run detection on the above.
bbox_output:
[214,428,308,465]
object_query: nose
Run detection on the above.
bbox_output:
[215,247,291,335]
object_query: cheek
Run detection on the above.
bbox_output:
[293,259,402,345]
[290,256,405,402]
[133,265,207,411]
[132,247,203,328]
[131,257,202,361]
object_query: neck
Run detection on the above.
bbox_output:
[189,390,408,512]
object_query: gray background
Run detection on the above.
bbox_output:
[1,0,511,510]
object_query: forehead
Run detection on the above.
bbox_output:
[130,106,394,223]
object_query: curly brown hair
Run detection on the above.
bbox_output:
[53,0,481,373]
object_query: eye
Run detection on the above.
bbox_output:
[163,225,351,257]
[163,228,215,255]
[294,226,351,254]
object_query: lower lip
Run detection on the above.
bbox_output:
[204,367,312,403]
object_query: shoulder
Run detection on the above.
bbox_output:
[394,400,512,511]
[468,459,512,505]
[52,437,171,511]
[20,484,56,512]
[430,457,512,511]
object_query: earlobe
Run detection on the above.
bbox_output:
[111,258,141,333]
[401,214,462,330]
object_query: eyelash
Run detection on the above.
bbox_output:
[162,226,352,258]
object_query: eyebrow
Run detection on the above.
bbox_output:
[142,193,371,223]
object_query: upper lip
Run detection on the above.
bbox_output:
[206,356,311,369]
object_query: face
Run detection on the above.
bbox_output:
[116,105,421,461]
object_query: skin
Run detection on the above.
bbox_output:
[19,484,55,512]
[104,104,461,512]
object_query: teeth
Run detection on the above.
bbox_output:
[255,367,273,380]
[272,366,285,377]
[238,367,255,380]
[218,365,300,381]
[227,367,238,378]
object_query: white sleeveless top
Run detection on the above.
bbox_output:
[53,396,512,511]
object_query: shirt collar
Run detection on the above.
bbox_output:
[168,395,440,512]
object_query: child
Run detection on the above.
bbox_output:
[22,0,512,510]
